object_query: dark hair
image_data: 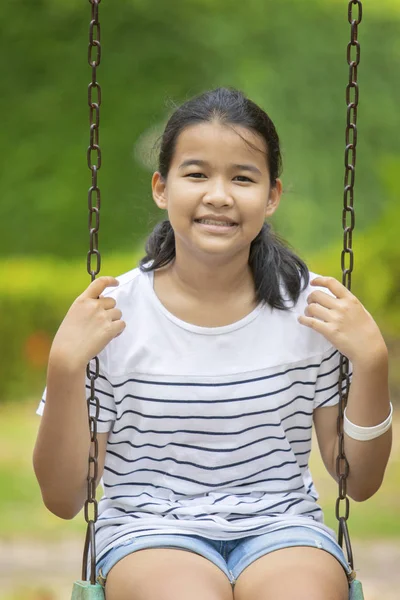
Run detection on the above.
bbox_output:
[139,87,309,310]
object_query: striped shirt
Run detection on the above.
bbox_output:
[37,263,352,562]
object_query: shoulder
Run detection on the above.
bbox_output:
[278,268,326,310]
[101,264,148,301]
[282,268,337,357]
[94,265,150,369]
[295,269,336,306]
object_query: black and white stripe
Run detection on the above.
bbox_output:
[36,266,352,562]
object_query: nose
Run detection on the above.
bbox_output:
[203,178,233,207]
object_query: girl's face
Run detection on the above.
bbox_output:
[152,121,282,264]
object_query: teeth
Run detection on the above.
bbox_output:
[197,219,235,226]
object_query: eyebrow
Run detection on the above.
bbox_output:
[178,159,262,176]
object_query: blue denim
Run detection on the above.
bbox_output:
[96,525,354,589]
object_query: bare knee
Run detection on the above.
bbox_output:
[234,547,349,600]
[105,547,233,600]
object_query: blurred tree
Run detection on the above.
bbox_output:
[0,0,399,260]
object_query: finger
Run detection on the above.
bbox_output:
[108,308,123,322]
[113,319,126,337]
[98,297,117,310]
[307,290,337,309]
[83,276,119,299]
[310,276,349,300]
[305,302,331,322]
[298,314,325,333]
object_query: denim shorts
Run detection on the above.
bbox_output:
[96,525,354,589]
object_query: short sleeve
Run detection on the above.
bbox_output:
[313,346,353,409]
[36,359,116,433]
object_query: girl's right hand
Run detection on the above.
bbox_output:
[49,276,126,370]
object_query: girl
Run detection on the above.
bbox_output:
[33,87,392,600]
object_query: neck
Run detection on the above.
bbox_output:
[167,250,255,303]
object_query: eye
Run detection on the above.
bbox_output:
[185,173,254,182]
[234,175,254,183]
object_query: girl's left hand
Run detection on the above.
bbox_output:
[297,276,388,368]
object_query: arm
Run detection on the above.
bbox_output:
[298,276,393,502]
[313,348,392,501]
[33,355,109,520]
[33,276,125,519]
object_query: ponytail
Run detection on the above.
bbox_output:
[139,220,309,310]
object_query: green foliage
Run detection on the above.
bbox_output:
[0,0,399,260]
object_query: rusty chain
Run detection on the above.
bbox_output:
[83,0,102,586]
[336,0,363,571]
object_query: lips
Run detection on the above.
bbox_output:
[194,220,239,235]
[195,219,237,227]
[194,215,238,226]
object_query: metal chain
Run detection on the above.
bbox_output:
[83,0,102,585]
[336,0,362,571]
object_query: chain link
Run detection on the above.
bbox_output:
[87,0,102,281]
[336,0,363,571]
[83,0,102,586]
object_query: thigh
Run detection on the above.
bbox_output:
[233,546,349,600]
[105,548,234,600]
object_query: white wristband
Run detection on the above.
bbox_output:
[343,403,393,441]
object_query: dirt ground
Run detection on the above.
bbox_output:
[0,537,399,599]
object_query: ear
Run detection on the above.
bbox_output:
[265,178,283,218]
[152,171,168,210]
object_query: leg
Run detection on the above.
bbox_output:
[105,547,234,600]
[233,546,349,600]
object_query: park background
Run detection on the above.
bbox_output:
[0,0,399,598]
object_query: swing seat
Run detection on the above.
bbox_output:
[71,580,105,600]
[349,578,364,600]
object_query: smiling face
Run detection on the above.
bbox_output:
[152,121,282,266]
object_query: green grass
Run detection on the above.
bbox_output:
[0,399,399,541]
